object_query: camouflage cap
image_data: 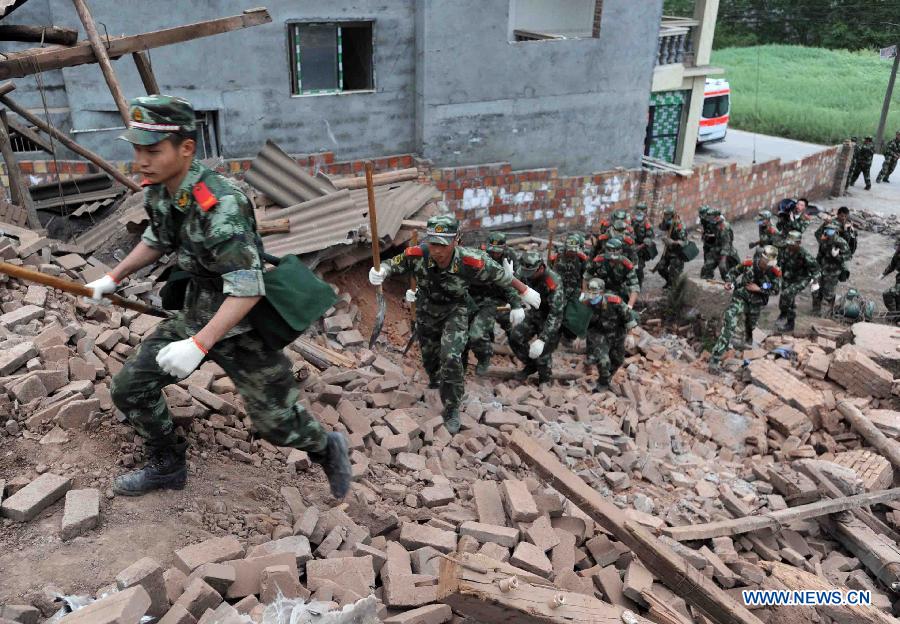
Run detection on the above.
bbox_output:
[565,232,584,247]
[634,203,648,212]
[612,209,629,222]
[761,245,779,262]
[119,95,196,146]
[699,205,710,215]
[865,135,874,141]
[517,250,543,277]
[612,220,628,233]
[605,237,624,251]
[632,211,646,222]
[587,278,606,292]
[487,231,507,245]
[708,207,722,217]
[758,210,773,220]
[425,215,459,246]
[663,206,676,216]
[786,231,802,244]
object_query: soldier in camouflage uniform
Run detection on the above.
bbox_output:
[881,239,900,319]
[584,238,640,307]
[370,216,539,432]
[812,224,851,316]
[655,207,688,289]
[581,278,638,393]
[702,211,740,279]
[550,232,590,342]
[749,210,781,250]
[708,246,782,372]
[847,136,875,190]
[877,131,900,184]
[84,96,351,498]
[588,217,612,257]
[775,231,819,332]
[845,137,859,190]
[815,208,857,257]
[777,198,813,238]
[509,251,566,384]
[631,208,657,287]
[699,206,719,275]
[465,232,522,374]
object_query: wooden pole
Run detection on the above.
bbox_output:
[0,111,40,230]
[131,51,160,95]
[508,431,765,624]
[0,25,79,46]
[0,89,141,192]
[836,401,900,472]
[876,43,900,152]
[71,0,130,123]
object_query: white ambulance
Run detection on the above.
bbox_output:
[698,78,730,144]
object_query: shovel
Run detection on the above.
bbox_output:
[402,230,418,355]
[365,162,386,349]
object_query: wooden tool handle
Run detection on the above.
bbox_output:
[0,262,168,318]
[365,162,381,268]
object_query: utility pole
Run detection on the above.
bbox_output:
[876,42,900,152]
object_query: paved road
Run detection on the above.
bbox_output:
[694,129,826,167]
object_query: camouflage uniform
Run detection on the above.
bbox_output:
[709,251,782,366]
[655,210,688,288]
[381,239,520,419]
[847,138,875,189]
[699,207,719,276]
[881,245,900,317]
[877,133,900,183]
[751,210,781,250]
[466,234,521,372]
[812,228,851,316]
[702,215,740,280]
[584,239,640,302]
[631,211,657,286]
[777,202,812,238]
[815,217,857,257]
[589,217,612,257]
[776,232,819,329]
[582,279,638,390]
[509,254,566,383]
[550,234,589,303]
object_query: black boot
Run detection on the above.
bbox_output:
[537,368,552,385]
[475,358,491,376]
[784,318,795,332]
[442,407,461,434]
[774,314,788,331]
[113,437,187,496]
[516,364,537,380]
[311,432,352,499]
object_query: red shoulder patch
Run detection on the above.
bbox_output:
[607,295,622,304]
[404,246,424,257]
[767,227,777,234]
[599,234,609,241]
[621,259,634,270]
[770,267,782,277]
[545,275,558,290]
[549,253,559,262]
[742,259,753,267]
[462,254,485,269]
[593,255,605,263]
[192,182,218,212]
[577,252,588,261]
[644,222,652,231]
[623,236,634,245]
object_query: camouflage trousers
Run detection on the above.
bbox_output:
[466,298,510,365]
[586,329,626,384]
[883,285,900,313]
[110,318,328,454]
[778,283,806,321]
[847,162,872,188]
[509,311,560,377]
[701,247,727,280]
[811,271,840,314]
[656,251,684,288]
[417,301,468,415]
[878,155,898,182]
[710,297,762,360]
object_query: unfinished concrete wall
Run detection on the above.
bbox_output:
[415,0,663,176]
[17,0,417,162]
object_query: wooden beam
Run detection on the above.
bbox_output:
[0,9,272,80]
[0,24,78,46]
[663,487,900,542]
[508,431,765,624]
[331,168,419,190]
[5,118,54,154]
[837,401,900,472]
[71,0,130,123]
[131,50,160,95]
[828,514,900,589]
[0,111,40,230]
[0,89,141,192]
[437,553,654,624]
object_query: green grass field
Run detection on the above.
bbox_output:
[712,45,900,146]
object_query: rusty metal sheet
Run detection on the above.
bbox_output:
[262,189,367,256]
[350,182,438,243]
[244,140,336,208]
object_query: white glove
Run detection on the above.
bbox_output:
[529,339,545,359]
[369,266,386,286]
[810,280,820,293]
[83,274,118,305]
[831,247,839,257]
[502,258,514,282]
[156,337,207,379]
[521,287,542,310]
[405,288,417,303]
[510,308,525,326]
[579,292,588,302]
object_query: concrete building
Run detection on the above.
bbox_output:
[0,0,703,176]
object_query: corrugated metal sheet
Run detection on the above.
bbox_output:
[262,189,366,256]
[349,182,438,242]
[244,140,335,208]
[71,196,116,217]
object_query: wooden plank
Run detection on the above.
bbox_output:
[0,89,141,192]
[291,337,355,370]
[0,24,78,46]
[5,117,53,154]
[131,50,160,95]
[663,487,900,542]
[0,8,272,79]
[837,400,900,471]
[760,561,896,624]
[828,515,900,589]
[72,0,130,123]
[0,110,40,229]
[437,553,653,624]
[257,218,290,236]
[508,431,765,624]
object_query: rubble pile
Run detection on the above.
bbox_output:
[3,231,900,623]
[850,207,900,238]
